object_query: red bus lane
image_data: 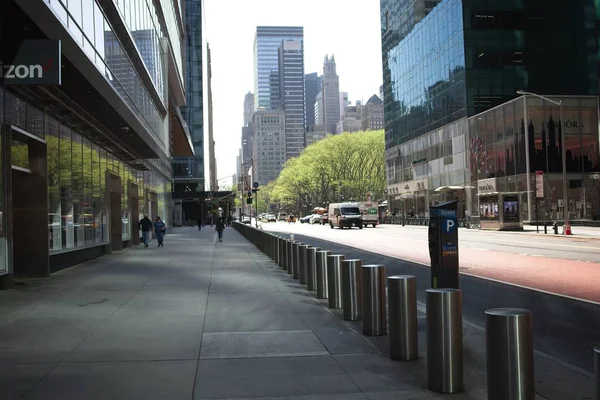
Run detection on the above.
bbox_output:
[267,224,600,304]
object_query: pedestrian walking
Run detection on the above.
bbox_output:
[154,216,166,247]
[215,217,225,242]
[138,214,152,248]
[197,216,202,231]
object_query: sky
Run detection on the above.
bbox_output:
[203,0,384,189]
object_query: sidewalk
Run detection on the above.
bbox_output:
[0,226,593,399]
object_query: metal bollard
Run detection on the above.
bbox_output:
[426,288,463,394]
[361,265,386,336]
[595,346,600,400]
[306,247,320,291]
[315,250,331,299]
[292,242,302,279]
[282,239,288,270]
[287,240,294,275]
[486,308,534,400]
[299,245,310,284]
[388,275,418,360]
[278,237,284,267]
[326,255,345,309]
[341,259,362,320]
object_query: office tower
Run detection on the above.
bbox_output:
[173,0,205,194]
[381,0,600,222]
[254,26,304,110]
[321,55,341,133]
[305,72,322,128]
[362,95,384,130]
[207,43,217,191]
[314,91,324,127]
[241,124,253,175]
[253,109,286,185]
[1,0,191,284]
[278,40,306,159]
[243,92,254,126]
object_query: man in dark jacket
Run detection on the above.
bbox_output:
[197,216,202,231]
[139,215,152,248]
[215,217,225,242]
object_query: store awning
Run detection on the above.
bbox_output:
[434,186,466,193]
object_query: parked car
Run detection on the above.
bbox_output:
[309,214,322,225]
[242,216,251,224]
[299,214,313,224]
[321,214,328,225]
[277,213,288,221]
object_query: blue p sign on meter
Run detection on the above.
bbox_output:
[444,217,456,234]
[253,182,259,189]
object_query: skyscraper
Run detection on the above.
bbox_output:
[321,55,340,134]
[278,40,306,159]
[253,109,286,185]
[173,0,204,193]
[243,92,254,126]
[254,26,304,110]
[305,72,322,128]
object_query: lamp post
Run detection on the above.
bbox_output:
[516,91,568,233]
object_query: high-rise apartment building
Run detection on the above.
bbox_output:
[278,40,306,159]
[243,92,254,126]
[0,0,192,284]
[381,0,600,222]
[253,110,286,185]
[254,26,304,110]
[314,91,324,127]
[173,0,204,193]
[305,72,322,128]
[321,55,341,134]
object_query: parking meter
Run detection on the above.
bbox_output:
[428,200,459,289]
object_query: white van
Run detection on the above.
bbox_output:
[328,203,363,229]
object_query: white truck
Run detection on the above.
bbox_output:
[357,201,379,228]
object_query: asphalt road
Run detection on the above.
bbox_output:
[261,221,600,374]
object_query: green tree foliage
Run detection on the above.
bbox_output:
[270,129,385,211]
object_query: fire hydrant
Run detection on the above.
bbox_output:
[552,222,559,235]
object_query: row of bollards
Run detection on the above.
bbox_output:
[233,223,549,400]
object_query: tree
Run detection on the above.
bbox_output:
[269,129,385,213]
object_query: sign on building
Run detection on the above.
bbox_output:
[477,178,497,194]
[535,171,544,198]
[0,40,62,85]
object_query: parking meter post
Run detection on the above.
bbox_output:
[428,201,459,289]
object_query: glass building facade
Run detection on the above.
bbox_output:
[381,0,600,222]
[0,0,188,283]
[254,26,304,111]
[173,0,205,192]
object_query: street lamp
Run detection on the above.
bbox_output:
[516,90,568,233]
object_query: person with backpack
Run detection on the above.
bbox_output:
[138,214,152,248]
[154,216,166,247]
[215,217,225,242]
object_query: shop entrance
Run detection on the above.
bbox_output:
[8,125,48,278]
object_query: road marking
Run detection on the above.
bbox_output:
[470,237,599,250]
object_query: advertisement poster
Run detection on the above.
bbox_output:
[479,197,499,220]
[503,195,519,222]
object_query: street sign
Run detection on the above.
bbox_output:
[253,182,259,189]
[535,171,544,198]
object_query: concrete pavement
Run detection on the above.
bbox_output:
[0,225,594,399]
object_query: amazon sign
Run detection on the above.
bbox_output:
[0,40,61,85]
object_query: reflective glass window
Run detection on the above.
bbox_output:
[59,124,74,249]
[47,116,61,251]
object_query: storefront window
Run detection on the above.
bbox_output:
[47,117,61,251]
[82,137,94,245]
[59,124,74,249]
[71,132,84,247]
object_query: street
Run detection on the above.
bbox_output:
[260,220,600,373]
